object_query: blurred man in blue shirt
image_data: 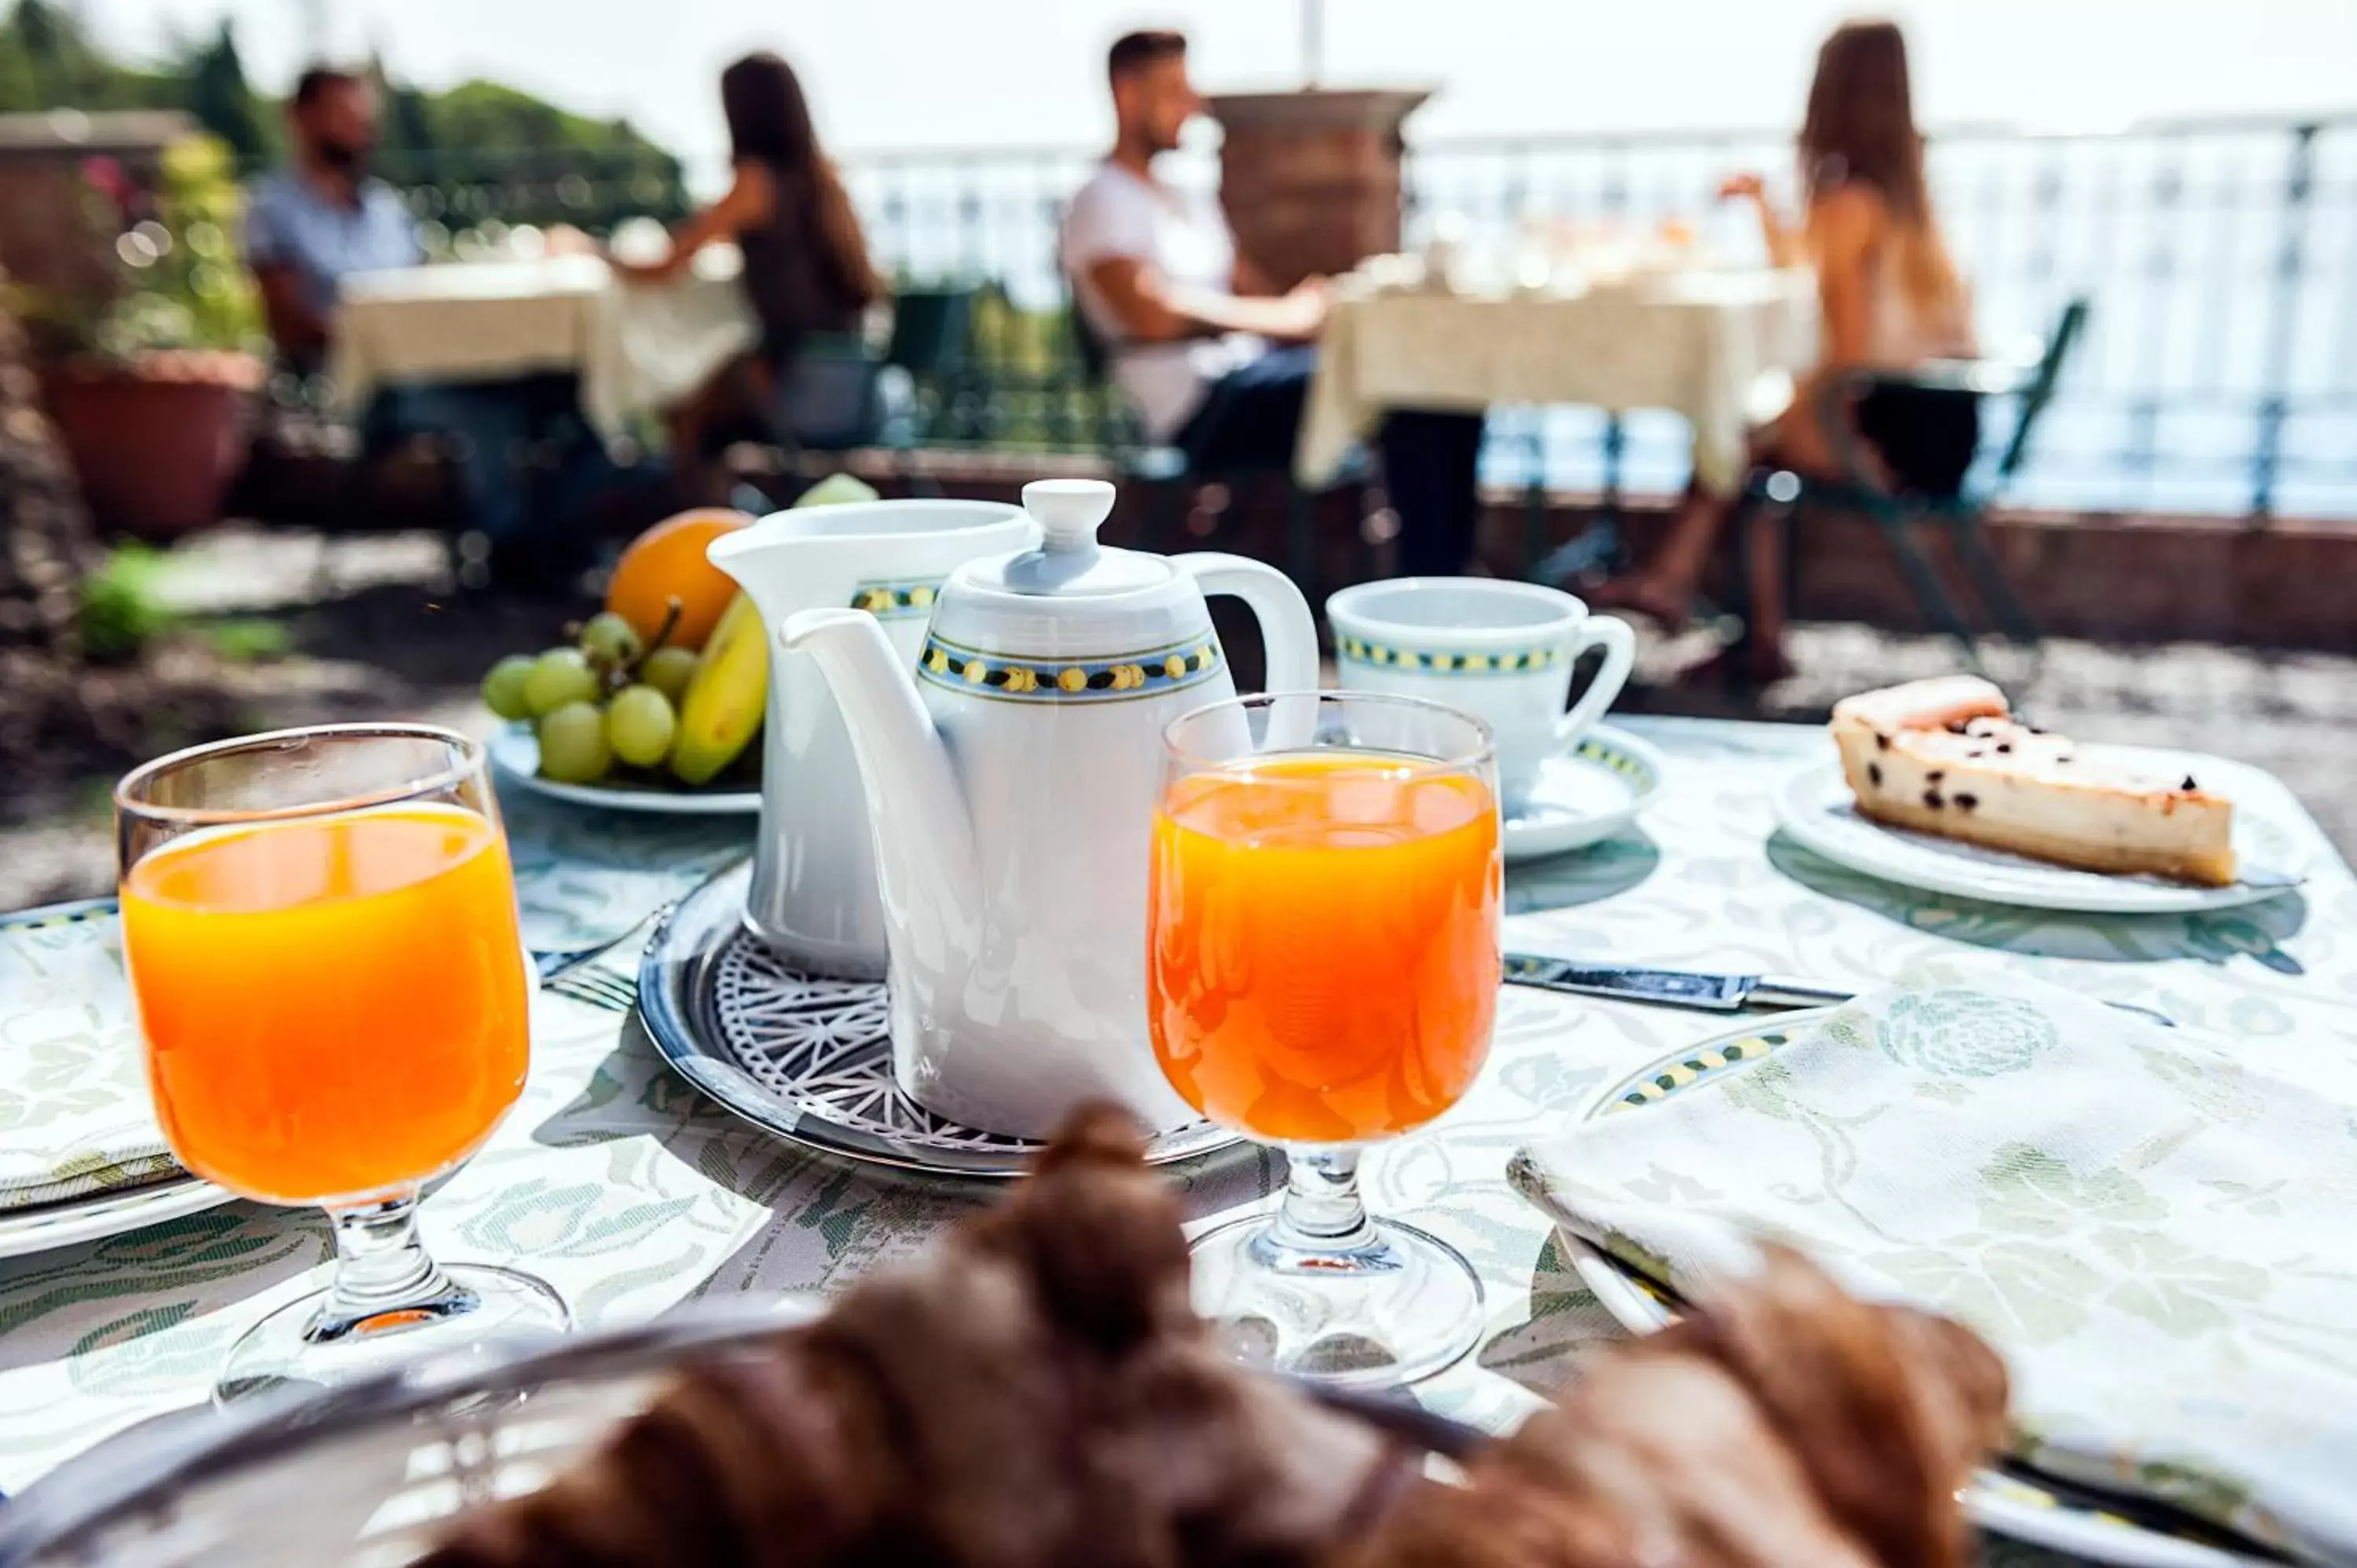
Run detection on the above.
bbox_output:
[244,66,592,578]
[245,68,419,371]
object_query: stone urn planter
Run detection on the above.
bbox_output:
[39,349,263,538]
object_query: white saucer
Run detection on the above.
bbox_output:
[1774,747,2309,914]
[489,725,761,816]
[1501,725,1666,864]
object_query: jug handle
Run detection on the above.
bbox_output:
[1174,554,1319,697]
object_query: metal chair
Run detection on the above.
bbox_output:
[1730,297,2089,673]
[876,286,976,453]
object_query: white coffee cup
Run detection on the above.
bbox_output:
[1326,578,1636,815]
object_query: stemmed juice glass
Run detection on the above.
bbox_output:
[115,724,568,1402]
[1149,692,1502,1386]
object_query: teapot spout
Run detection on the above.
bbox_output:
[778,609,979,946]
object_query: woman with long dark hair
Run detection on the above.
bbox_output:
[1593,19,1976,683]
[614,51,885,501]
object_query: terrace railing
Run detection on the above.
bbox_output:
[338,113,2355,520]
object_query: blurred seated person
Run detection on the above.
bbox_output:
[245,67,419,374]
[245,65,568,576]
[1059,30,1483,578]
[1590,19,1976,683]
[609,51,885,506]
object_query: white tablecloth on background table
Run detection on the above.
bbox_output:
[328,252,757,446]
[1,716,2349,1568]
[1296,269,1818,494]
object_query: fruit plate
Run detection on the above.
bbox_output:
[636,861,1240,1178]
[1547,1016,2280,1568]
[489,725,761,815]
[1773,747,2310,914]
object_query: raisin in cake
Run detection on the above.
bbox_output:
[1830,676,2235,886]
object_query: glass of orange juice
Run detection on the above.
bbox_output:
[1149,692,1501,1387]
[115,724,567,1401]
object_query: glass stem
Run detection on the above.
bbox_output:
[312,1189,471,1343]
[1264,1145,1380,1256]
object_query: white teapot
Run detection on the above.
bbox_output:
[779,478,1318,1138]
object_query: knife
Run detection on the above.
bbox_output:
[1504,954,2179,1028]
[1504,954,1854,1012]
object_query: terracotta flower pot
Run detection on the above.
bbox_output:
[40,351,262,538]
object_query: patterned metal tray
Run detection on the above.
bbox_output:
[636,861,1238,1178]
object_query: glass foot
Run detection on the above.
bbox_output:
[216,1263,570,1405]
[1188,1211,1484,1389]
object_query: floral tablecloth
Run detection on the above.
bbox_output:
[2,719,2350,1567]
[1296,269,1818,493]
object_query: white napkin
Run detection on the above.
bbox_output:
[1511,971,2357,1566]
[0,911,180,1211]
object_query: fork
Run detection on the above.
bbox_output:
[535,904,672,1013]
[548,963,640,1014]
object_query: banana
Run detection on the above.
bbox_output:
[670,474,875,785]
[669,591,767,785]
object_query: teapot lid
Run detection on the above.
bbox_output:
[957,480,1175,601]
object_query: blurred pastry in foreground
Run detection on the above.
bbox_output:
[1831,676,2235,885]
[425,1106,2007,1568]
[420,1105,1414,1568]
[1337,1244,2007,1568]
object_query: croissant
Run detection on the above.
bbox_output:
[420,1105,1416,1568]
[1336,1244,2007,1568]
[427,1107,2007,1568]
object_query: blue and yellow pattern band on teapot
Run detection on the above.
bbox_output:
[849,580,940,621]
[1337,636,1562,676]
[916,632,1225,703]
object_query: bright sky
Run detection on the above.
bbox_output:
[86,0,2357,175]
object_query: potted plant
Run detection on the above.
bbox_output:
[25,134,266,539]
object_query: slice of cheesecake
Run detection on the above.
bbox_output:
[1829,676,2237,886]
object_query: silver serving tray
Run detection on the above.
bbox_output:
[636,861,1239,1178]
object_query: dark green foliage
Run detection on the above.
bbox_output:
[0,2,687,227]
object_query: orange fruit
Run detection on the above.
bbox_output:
[603,508,753,653]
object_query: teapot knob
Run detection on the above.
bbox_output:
[1022,478,1116,555]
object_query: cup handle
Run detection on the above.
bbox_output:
[1552,614,1636,749]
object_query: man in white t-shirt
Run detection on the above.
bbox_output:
[1058,31,1483,577]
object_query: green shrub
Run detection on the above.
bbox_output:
[79,546,175,660]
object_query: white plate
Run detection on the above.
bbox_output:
[489,725,761,816]
[0,1179,236,1260]
[1502,724,1666,864]
[1554,1017,2277,1568]
[1773,748,2308,914]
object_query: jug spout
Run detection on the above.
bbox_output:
[777,608,980,947]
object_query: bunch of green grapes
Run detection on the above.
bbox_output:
[480,610,701,784]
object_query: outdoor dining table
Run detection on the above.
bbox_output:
[1295,268,1819,494]
[327,249,757,448]
[2,715,2348,1566]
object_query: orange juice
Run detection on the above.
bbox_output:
[1148,754,1501,1144]
[121,803,530,1204]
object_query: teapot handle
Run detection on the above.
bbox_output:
[1173,554,1320,697]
